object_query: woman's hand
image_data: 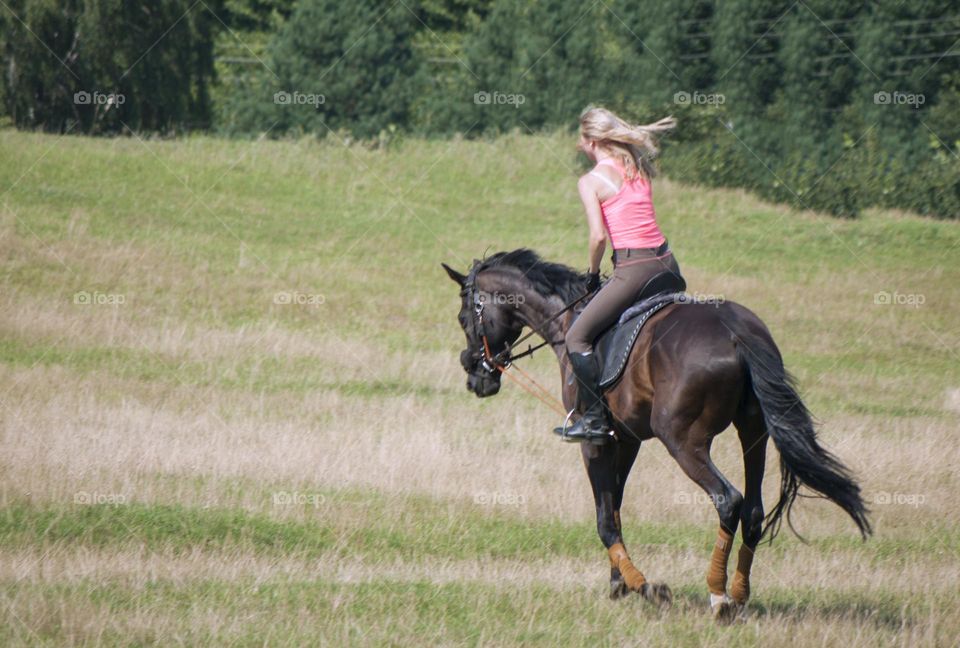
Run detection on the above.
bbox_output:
[585,271,601,293]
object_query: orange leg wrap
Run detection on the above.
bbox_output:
[706,527,734,595]
[729,544,755,604]
[608,542,647,591]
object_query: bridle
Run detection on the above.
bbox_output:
[469,285,503,373]
[461,271,593,414]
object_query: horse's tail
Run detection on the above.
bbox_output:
[730,315,872,542]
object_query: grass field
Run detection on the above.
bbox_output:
[1,128,959,646]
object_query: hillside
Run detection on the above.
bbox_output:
[1,130,958,646]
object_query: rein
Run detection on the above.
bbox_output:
[468,280,593,416]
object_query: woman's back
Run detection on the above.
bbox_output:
[591,158,664,250]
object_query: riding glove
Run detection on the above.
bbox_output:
[586,271,601,293]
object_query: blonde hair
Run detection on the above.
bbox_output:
[579,106,676,180]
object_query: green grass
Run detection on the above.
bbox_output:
[3,578,927,647]
[0,488,709,561]
[2,493,957,564]
[2,494,953,646]
[1,128,958,646]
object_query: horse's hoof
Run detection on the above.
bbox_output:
[734,602,748,622]
[710,593,740,625]
[609,578,629,600]
[640,582,673,608]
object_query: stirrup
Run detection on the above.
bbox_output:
[553,409,615,444]
[557,408,576,435]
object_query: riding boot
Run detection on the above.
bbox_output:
[553,351,613,443]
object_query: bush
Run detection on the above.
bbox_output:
[459,0,629,134]
[664,106,959,219]
[0,0,218,133]
[222,0,420,139]
[4,0,959,219]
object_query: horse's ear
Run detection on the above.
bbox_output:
[441,262,467,287]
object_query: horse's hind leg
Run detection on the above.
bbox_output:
[657,415,744,623]
[581,441,671,606]
[730,402,768,616]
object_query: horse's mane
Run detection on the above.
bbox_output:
[474,248,588,303]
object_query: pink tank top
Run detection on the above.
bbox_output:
[591,158,665,250]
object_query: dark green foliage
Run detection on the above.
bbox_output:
[620,0,714,105]
[712,0,784,116]
[458,0,627,133]
[663,0,960,218]
[1,0,84,130]
[924,73,960,150]
[3,0,959,217]
[271,0,418,138]
[217,0,295,32]
[418,0,494,31]
[220,0,420,139]
[1,0,219,133]
[220,0,960,217]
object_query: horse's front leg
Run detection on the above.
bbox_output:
[581,441,672,606]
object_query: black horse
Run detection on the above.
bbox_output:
[443,249,871,623]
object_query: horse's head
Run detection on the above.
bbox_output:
[442,260,524,397]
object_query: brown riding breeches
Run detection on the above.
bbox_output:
[565,245,681,355]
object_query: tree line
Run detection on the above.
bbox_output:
[2,0,959,217]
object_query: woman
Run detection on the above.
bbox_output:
[555,106,681,443]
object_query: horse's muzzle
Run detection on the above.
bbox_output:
[467,371,501,397]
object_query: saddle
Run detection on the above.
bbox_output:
[589,272,687,390]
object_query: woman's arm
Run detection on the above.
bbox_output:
[577,175,607,274]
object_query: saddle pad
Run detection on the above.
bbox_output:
[596,292,686,389]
